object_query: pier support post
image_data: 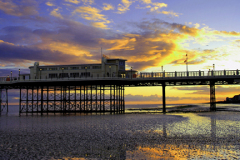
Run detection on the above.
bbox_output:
[0,89,2,114]
[0,88,8,115]
[210,82,216,111]
[162,82,166,113]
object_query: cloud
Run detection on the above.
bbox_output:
[0,40,83,65]
[0,0,38,16]
[50,8,64,19]
[137,0,179,17]
[0,19,112,67]
[45,2,55,6]
[72,6,111,29]
[159,10,180,17]
[102,3,114,11]
[117,0,133,14]
[65,0,81,4]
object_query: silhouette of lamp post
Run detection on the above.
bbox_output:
[131,66,132,79]
[11,71,12,81]
[19,69,20,80]
[61,68,64,79]
[85,66,87,78]
[109,66,111,78]
[40,68,42,79]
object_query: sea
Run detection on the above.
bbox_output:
[1,103,240,159]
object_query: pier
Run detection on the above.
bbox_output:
[1,69,240,115]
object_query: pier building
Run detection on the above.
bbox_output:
[26,55,137,80]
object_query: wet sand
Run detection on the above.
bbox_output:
[0,111,240,159]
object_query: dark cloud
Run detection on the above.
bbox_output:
[0,41,85,65]
[0,0,38,17]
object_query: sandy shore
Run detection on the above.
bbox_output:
[0,112,240,159]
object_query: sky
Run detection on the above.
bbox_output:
[1,0,240,105]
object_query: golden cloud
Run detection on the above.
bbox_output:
[160,10,180,17]
[50,8,64,19]
[91,22,109,29]
[65,0,81,4]
[73,6,111,28]
[117,0,133,14]
[102,3,114,10]
[45,2,55,6]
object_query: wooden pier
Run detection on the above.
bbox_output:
[1,69,240,115]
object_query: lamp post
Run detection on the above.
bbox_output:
[61,68,64,79]
[40,68,42,79]
[131,66,132,79]
[109,66,111,78]
[185,54,188,76]
[19,69,20,80]
[11,71,12,81]
[161,66,163,72]
[85,66,87,78]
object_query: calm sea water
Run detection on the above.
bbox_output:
[1,104,240,159]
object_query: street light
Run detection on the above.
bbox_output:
[85,66,87,78]
[40,68,42,79]
[109,66,111,78]
[61,68,64,79]
[11,71,12,81]
[131,66,132,79]
[161,66,163,72]
[184,54,188,76]
[19,69,20,80]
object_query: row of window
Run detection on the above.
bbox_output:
[49,72,93,78]
[39,66,101,71]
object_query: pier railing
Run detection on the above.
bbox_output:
[0,70,240,83]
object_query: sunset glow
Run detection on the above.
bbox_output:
[1,0,240,104]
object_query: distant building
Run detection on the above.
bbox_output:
[226,94,240,102]
[22,55,137,80]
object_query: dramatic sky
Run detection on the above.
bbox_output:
[1,0,240,105]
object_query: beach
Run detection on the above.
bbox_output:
[1,105,240,159]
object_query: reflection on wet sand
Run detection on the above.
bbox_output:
[0,112,240,159]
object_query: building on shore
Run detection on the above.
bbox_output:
[21,55,137,80]
[226,94,240,102]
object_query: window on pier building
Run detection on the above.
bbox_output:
[81,72,90,77]
[81,66,90,69]
[39,68,47,71]
[60,67,68,70]
[92,66,101,69]
[70,73,79,77]
[49,73,58,78]
[59,73,69,78]
[69,67,79,70]
[49,67,58,71]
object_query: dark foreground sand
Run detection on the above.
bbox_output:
[1,111,240,159]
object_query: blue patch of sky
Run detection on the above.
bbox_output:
[165,0,240,32]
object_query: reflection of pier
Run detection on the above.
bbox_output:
[1,69,240,114]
